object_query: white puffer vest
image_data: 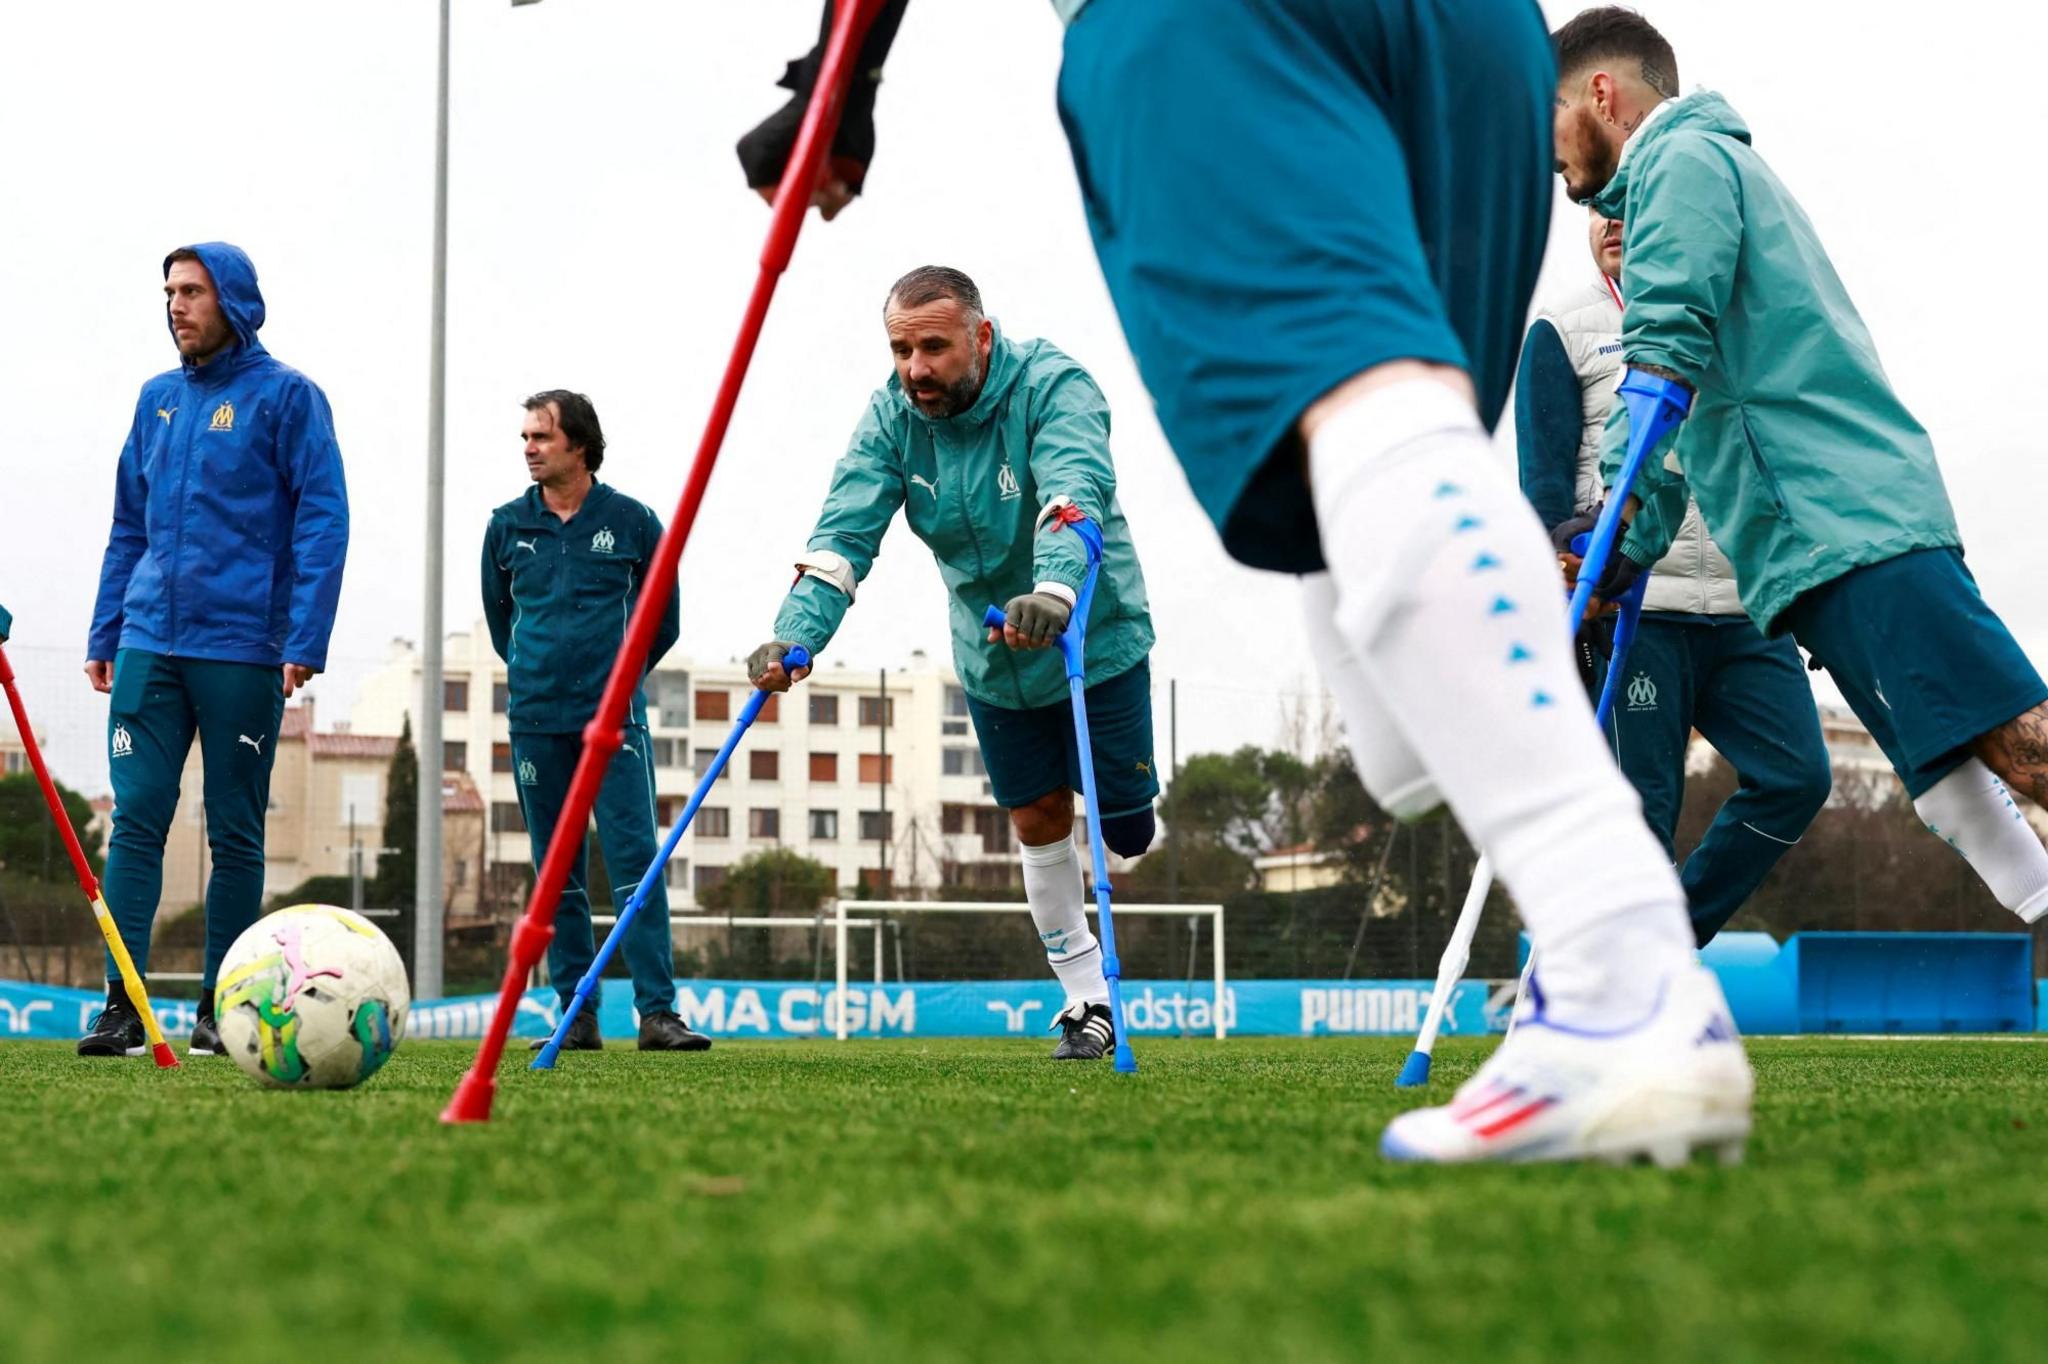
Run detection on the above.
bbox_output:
[1534,276,1744,617]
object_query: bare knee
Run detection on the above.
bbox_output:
[1009,789,1075,847]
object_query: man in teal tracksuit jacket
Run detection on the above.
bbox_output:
[1555,8,2048,926]
[747,266,1157,1061]
[481,390,703,1051]
[82,241,350,1060]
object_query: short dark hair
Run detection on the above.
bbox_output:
[164,247,203,268]
[885,265,983,319]
[1553,7,1679,99]
[525,390,606,472]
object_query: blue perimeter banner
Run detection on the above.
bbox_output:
[0,978,1506,1043]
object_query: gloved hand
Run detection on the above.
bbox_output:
[746,640,810,691]
[1549,509,1601,554]
[991,592,1072,649]
[1593,550,1644,602]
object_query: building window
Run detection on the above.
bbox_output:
[942,747,986,777]
[492,742,513,774]
[810,693,839,726]
[945,685,969,718]
[443,740,467,772]
[942,803,966,835]
[859,810,894,842]
[656,796,680,826]
[695,864,728,894]
[647,670,691,724]
[976,806,1011,856]
[757,693,780,724]
[809,752,838,783]
[859,753,894,784]
[695,747,726,779]
[492,681,509,715]
[943,720,969,737]
[749,808,780,840]
[651,738,678,768]
[490,801,525,834]
[698,807,731,839]
[750,750,779,781]
[858,696,895,727]
[809,809,839,840]
[666,859,690,890]
[696,689,730,722]
[444,678,469,711]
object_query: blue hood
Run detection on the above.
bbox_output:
[164,241,267,364]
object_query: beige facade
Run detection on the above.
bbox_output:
[350,622,1028,908]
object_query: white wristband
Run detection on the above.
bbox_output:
[794,549,856,600]
[1033,581,1077,609]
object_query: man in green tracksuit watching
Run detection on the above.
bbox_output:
[1555,8,2048,926]
[748,265,1158,1061]
[482,390,707,1052]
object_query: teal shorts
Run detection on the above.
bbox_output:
[965,658,1159,818]
[1783,549,2047,797]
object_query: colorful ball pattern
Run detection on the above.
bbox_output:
[216,905,411,1089]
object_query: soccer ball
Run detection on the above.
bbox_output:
[215,905,411,1089]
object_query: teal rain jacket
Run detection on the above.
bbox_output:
[773,323,1153,708]
[1595,93,1959,634]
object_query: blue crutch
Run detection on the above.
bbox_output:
[530,645,811,1070]
[981,513,1138,1073]
[1395,369,1691,1086]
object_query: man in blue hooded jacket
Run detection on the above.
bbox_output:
[81,243,349,1059]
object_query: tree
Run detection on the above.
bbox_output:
[371,715,417,909]
[0,773,102,882]
[699,847,839,913]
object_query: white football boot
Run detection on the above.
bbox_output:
[1381,963,1753,1167]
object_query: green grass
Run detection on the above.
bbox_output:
[2,1037,2045,1363]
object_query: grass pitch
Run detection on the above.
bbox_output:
[1,1036,2044,1363]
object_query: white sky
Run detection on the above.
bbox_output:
[4,1,2045,799]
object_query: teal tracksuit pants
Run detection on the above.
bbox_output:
[102,649,284,987]
[511,725,676,1017]
[1605,616,1832,944]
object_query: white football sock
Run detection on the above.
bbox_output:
[1019,836,1108,1005]
[1307,378,1694,1021]
[1914,759,2048,923]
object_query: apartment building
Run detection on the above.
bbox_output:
[349,622,1022,909]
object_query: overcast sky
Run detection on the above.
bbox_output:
[5,0,2045,799]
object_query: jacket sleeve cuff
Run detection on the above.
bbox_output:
[1033,581,1077,609]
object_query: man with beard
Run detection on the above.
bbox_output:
[1554,7,2048,927]
[746,265,1159,1062]
[1516,207,1831,945]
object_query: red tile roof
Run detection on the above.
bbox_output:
[306,733,400,760]
[441,770,484,814]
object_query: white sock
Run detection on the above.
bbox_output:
[1307,378,1694,1021]
[1915,759,2048,923]
[1019,836,1108,1005]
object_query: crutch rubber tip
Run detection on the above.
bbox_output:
[1395,1050,1434,1088]
[150,1042,181,1070]
[527,1051,558,1072]
[440,1072,498,1124]
[1113,1044,1138,1074]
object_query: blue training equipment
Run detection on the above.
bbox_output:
[981,517,1139,1073]
[1395,367,1690,1087]
[529,645,810,1069]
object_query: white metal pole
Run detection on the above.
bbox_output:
[414,0,451,1002]
[1212,906,1226,1040]
[872,921,883,986]
[834,903,849,1041]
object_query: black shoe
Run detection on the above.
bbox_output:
[1050,1002,1114,1060]
[77,985,146,1058]
[529,1008,603,1052]
[189,989,223,1056]
[637,1010,712,1052]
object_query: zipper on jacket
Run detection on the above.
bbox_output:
[954,430,1027,708]
[169,407,188,647]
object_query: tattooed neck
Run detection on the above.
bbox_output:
[1639,60,1677,100]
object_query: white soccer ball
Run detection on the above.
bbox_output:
[215,905,411,1089]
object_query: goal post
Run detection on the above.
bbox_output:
[829,900,1227,1042]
